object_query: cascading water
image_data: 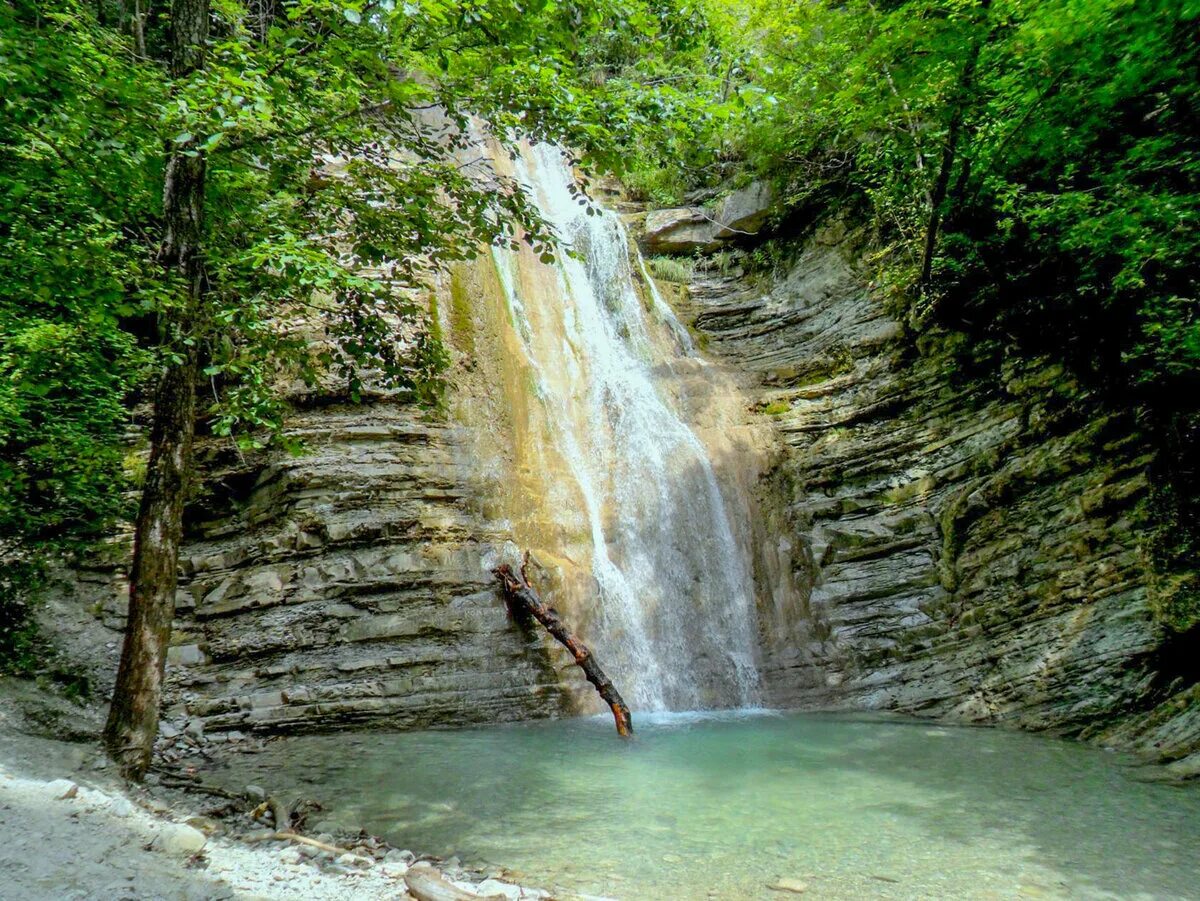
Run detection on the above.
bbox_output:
[481,143,761,711]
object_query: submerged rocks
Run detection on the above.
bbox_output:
[767,878,809,894]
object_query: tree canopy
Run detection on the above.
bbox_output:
[624,0,1200,631]
[0,0,715,683]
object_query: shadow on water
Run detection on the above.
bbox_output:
[200,711,1200,899]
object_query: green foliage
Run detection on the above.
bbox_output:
[646,255,696,283]
[0,0,711,667]
[703,0,1200,630]
[710,0,1198,400]
[0,3,155,669]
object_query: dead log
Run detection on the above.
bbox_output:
[493,557,633,737]
[242,830,343,854]
[405,863,496,901]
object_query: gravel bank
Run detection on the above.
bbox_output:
[0,725,545,900]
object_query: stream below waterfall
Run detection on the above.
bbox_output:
[199,711,1200,900]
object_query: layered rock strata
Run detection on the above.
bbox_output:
[167,403,573,732]
[665,214,1197,767]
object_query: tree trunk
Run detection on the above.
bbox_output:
[103,0,210,781]
[494,559,633,737]
[130,0,147,59]
[917,0,993,302]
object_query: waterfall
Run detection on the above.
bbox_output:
[475,143,760,712]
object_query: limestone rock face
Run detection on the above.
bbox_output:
[671,216,1197,763]
[55,401,572,736]
[714,181,775,237]
[35,181,1191,765]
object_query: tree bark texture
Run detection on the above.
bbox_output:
[493,559,633,737]
[918,0,993,301]
[103,0,210,781]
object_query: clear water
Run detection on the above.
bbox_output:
[204,712,1200,900]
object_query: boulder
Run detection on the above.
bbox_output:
[767,878,809,894]
[474,879,521,900]
[714,180,775,237]
[642,208,722,254]
[642,181,775,254]
[45,779,78,801]
[156,823,208,855]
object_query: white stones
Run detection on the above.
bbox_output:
[155,823,208,856]
[379,860,411,878]
[108,797,135,817]
[475,878,522,899]
[45,779,78,801]
[278,847,303,865]
[184,815,221,835]
[336,852,373,869]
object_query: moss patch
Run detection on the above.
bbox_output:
[448,270,476,355]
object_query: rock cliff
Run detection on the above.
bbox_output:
[659,213,1198,771]
[46,399,574,735]
[36,190,1196,775]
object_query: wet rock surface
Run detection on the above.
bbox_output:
[672,215,1197,763]
[28,186,1194,771]
[47,402,571,738]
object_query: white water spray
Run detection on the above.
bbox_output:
[489,143,760,710]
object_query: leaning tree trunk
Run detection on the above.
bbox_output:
[103,0,209,781]
[494,559,632,737]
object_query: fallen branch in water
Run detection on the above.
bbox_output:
[241,830,344,854]
[493,555,632,737]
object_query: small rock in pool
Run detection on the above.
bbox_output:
[767,878,808,894]
[109,797,135,817]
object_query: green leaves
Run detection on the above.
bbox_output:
[0,0,733,629]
